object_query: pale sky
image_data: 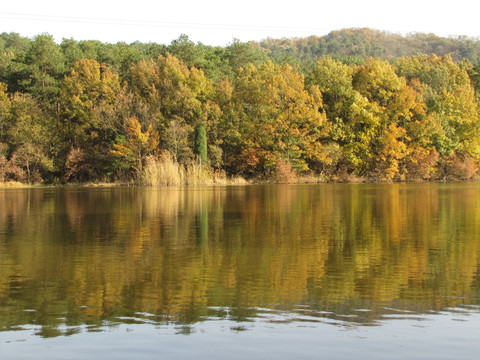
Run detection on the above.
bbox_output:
[1,0,479,45]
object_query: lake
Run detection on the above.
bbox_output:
[1,184,480,359]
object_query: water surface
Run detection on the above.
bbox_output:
[1,184,480,358]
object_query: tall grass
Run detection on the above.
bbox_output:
[143,155,185,186]
[142,154,230,186]
[185,160,214,185]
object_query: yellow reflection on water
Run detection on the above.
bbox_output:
[0,184,480,334]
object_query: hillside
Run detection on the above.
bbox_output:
[257,28,480,70]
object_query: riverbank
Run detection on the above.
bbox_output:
[3,176,480,189]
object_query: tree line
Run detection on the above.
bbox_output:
[1,31,480,184]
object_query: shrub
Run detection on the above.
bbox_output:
[442,152,478,180]
[274,160,297,183]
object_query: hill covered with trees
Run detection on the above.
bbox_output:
[1,29,480,184]
[259,28,480,70]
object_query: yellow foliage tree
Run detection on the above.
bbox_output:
[130,54,217,163]
[110,116,159,182]
[226,61,329,176]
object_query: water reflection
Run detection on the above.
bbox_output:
[1,184,480,337]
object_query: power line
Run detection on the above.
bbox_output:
[0,11,330,34]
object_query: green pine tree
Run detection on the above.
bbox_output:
[194,122,207,165]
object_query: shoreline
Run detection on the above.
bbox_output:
[2,177,480,189]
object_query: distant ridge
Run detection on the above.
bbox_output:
[255,28,480,67]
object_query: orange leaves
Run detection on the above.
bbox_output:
[113,116,158,156]
[376,123,409,180]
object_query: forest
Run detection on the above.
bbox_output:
[2,28,480,185]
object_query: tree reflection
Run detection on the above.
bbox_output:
[0,184,480,336]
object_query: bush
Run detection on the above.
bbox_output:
[441,152,478,180]
[405,148,439,181]
[274,160,297,183]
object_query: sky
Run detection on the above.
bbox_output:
[1,0,480,46]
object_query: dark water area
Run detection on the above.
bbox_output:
[1,184,480,359]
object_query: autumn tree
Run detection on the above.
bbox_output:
[60,58,121,181]
[308,58,383,176]
[110,116,159,182]
[351,58,427,179]
[130,53,218,163]
[308,58,358,174]
[396,54,480,155]
[7,93,54,183]
[396,54,480,178]
[308,57,431,180]
[224,61,329,177]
